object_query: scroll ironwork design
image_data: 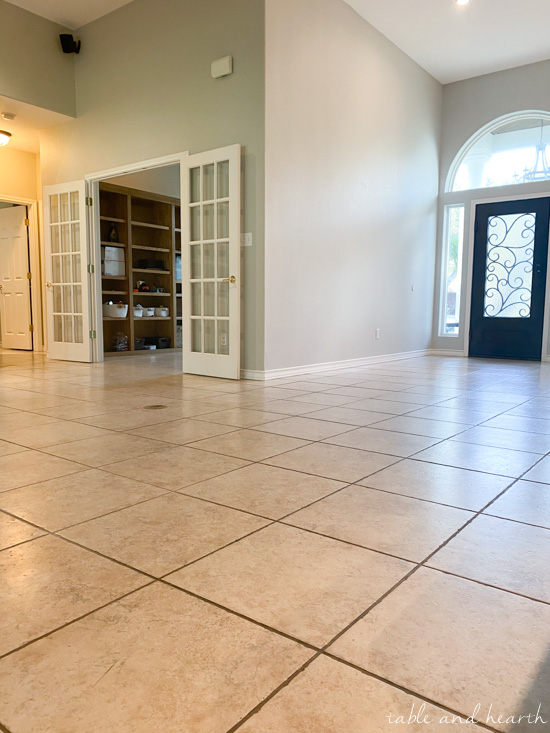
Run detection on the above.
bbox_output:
[483,213,535,318]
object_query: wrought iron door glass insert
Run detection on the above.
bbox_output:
[483,212,535,318]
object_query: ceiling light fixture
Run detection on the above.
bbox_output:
[0,130,11,146]
[456,0,470,5]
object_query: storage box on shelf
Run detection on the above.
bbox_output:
[99,182,181,356]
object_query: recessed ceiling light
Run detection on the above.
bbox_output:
[2,112,15,121]
[456,0,471,5]
[0,131,12,146]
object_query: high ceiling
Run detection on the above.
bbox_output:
[5,0,550,82]
[5,0,135,29]
[0,95,71,152]
[343,0,550,84]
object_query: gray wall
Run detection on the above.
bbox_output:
[0,0,76,115]
[433,60,550,354]
[264,0,442,372]
[40,0,265,372]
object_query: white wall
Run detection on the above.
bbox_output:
[0,0,75,116]
[434,59,550,355]
[39,0,265,372]
[0,147,38,200]
[264,0,442,373]
[107,166,180,199]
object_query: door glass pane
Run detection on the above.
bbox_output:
[217,160,229,199]
[51,226,60,254]
[54,315,63,342]
[190,206,200,241]
[204,282,215,317]
[217,242,229,279]
[52,256,61,283]
[218,320,229,355]
[70,192,79,221]
[218,281,229,317]
[441,206,464,336]
[217,202,229,239]
[191,283,201,315]
[60,193,70,222]
[484,212,535,318]
[63,315,73,342]
[63,285,73,313]
[53,285,62,312]
[73,285,82,314]
[50,195,59,224]
[203,243,215,278]
[190,245,201,279]
[190,167,201,204]
[71,254,81,283]
[61,224,71,252]
[204,319,215,354]
[203,204,215,240]
[71,222,80,252]
[191,319,201,352]
[74,315,83,343]
[203,164,215,201]
[62,255,71,284]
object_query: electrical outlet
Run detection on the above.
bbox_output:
[375,328,381,340]
[220,333,228,347]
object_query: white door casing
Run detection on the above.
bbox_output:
[181,145,241,379]
[43,182,93,362]
[0,206,33,350]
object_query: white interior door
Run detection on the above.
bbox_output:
[0,205,33,350]
[181,144,241,379]
[43,182,93,362]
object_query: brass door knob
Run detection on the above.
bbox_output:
[222,276,236,284]
[45,282,53,288]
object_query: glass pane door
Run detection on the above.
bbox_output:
[44,181,92,362]
[182,145,241,379]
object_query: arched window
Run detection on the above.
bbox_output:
[447,111,550,193]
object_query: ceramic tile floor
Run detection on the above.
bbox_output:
[0,350,549,732]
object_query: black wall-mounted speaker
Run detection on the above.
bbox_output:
[59,34,81,54]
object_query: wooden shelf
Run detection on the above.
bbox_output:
[132,268,171,275]
[132,292,171,296]
[102,275,128,280]
[100,216,126,223]
[104,316,129,321]
[132,245,170,252]
[101,241,126,248]
[102,290,127,295]
[131,221,170,231]
[134,316,171,321]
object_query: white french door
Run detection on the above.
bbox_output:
[43,182,93,362]
[181,145,241,379]
[0,205,33,350]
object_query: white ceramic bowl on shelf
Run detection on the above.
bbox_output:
[103,303,128,318]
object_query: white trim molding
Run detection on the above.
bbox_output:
[241,349,434,381]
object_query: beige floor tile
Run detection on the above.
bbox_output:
[484,414,550,434]
[195,407,285,427]
[414,440,540,478]
[189,429,309,461]
[343,398,420,415]
[42,433,171,467]
[250,399,320,416]
[429,514,550,602]
[168,523,412,645]
[372,415,465,439]
[358,459,513,511]
[290,393,356,407]
[0,411,60,437]
[265,442,398,482]
[0,469,165,531]
[522,455,550,484]
[324,427,439,457]
[61,493,268,576]
[0,439,27,457]
[76,402,220,430]
[129,418,237,444]
[486,480,550,529]
[0,583,312,733]
[0,535,146,655]
[239,656,481,733]
[183,463,346,519]
[0,511,44,549]
[329,568,550,731]
[30,401,117,420]
[0,450,84,492]
[286,485,473,561]
[256,416,357,441]
[6,421,113,449]
[406,405,488,425]
[303,406,391,426]
[453,425,550,454]
[104,445,249,490]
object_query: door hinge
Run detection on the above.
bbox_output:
[29,324,34,332]
[86,197,93,207]
[24,218,30,227]
[89,330,97,339]
[87,264,95,274]
[27,272,32,280]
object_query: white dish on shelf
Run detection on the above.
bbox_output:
[103,303,128,318]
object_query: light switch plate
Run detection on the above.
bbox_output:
[241,232,253,247]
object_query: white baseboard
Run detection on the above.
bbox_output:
[429,349,466,357]
[241,349,435,381]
